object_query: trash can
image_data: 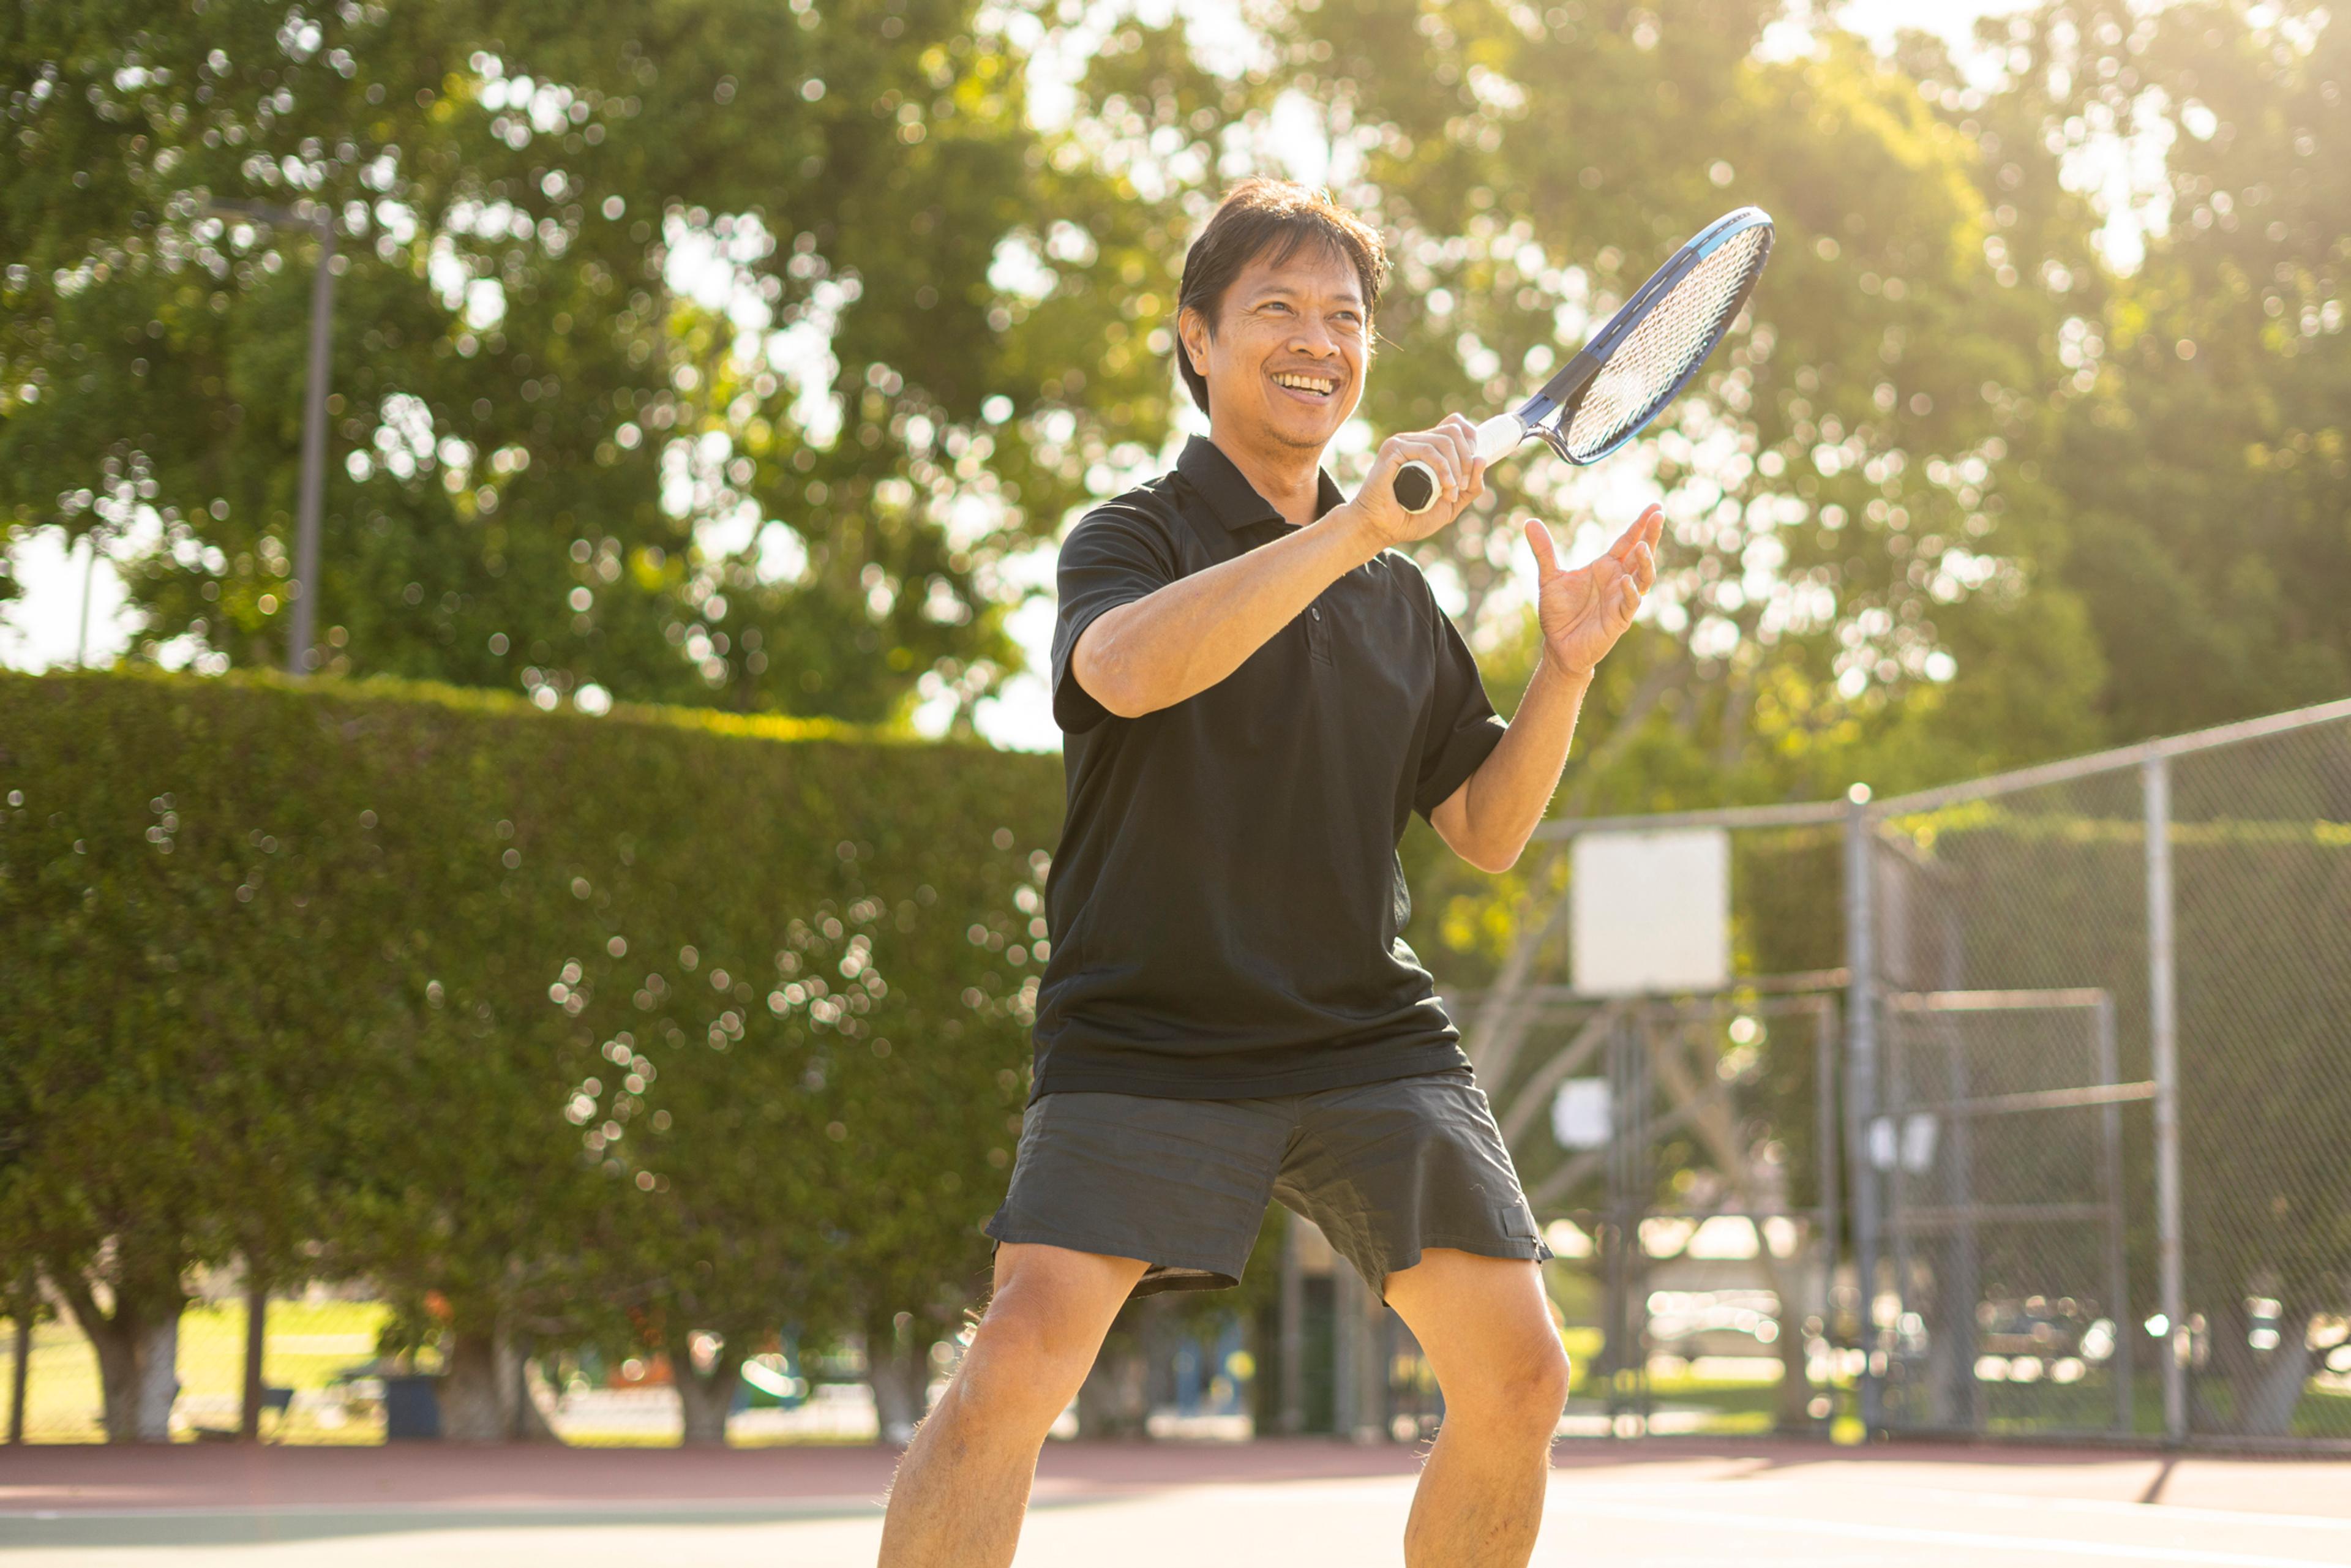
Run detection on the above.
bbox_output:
[382,1373,441,1441]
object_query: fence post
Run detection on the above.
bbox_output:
[1278,1210,1304,1435]
[2143,752,2188,1445]
[2094,993,2132,1438]
[1842,784,1883,1434]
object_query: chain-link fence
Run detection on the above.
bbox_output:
[1452,815,1852,1439]
[1459,696,2350,1452]
[1854,699,2351,1448]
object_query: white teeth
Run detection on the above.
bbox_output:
[1273,373,1335,394]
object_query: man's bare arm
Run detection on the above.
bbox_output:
[1073,505,1385,719]
[1428,505,1664,872]
[1073,424,1485,719]
[1428,658,1592,874]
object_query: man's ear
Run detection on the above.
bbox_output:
[1176,305,1212,378]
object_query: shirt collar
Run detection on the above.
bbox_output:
[1176,435,1348,531]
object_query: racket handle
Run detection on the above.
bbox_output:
[1393,462,1439,514]
[1391,415,1528,514]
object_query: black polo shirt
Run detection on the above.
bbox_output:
[1030,435,1510,1102]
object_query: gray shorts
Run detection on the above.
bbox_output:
[984,1068,1552,1299]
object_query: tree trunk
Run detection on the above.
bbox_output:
[439,1321,565,1441]
[53,1266,182,1443]
[9,1309,30,1444]
[438,1327,512,1441]
[1739,1237,1818,1431]
[671,1330,746,1447]
[238,1266,268,1442]
[133,1315,179,1440]
[866,1311,929,1447]
[1772,1264,1815,1431]
[2233,1307,2317,1438]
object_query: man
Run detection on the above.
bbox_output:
[878,179,1661,1567]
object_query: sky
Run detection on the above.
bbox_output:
[3,0,2034,751]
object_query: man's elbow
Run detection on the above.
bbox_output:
[1072,625,1160,719]
[1081,663,1155,719]
[1465,843,1522,876]
[1455,832,1523,876]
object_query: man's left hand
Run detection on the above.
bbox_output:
[1526,504,1663,679]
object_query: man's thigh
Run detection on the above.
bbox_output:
[990,1239,1151,1306]
[980,1242,1152,1365]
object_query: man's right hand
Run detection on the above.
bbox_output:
[1338,414,1489,550]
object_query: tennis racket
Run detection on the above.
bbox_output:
[1393,206,1774,513]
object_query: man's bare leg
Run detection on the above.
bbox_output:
[1382,1247,1572,1568]
[877,1242,1148,1568]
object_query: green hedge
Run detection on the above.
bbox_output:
[0,669,1062,1434]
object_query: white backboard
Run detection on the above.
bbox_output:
[1570,827,1731,996]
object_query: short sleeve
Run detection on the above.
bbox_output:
[1412,585,1509,820]
[1050,505,1179,734]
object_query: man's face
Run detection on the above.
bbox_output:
[1180,241,1369,453]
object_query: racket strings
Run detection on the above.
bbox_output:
[1555,226,1771,462]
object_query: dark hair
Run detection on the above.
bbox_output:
[1174,180,1388,415]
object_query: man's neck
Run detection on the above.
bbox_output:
[1206,422,1325,530]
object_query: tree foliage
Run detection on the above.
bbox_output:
[0,0,1174,727]
[1979,1,2351,738]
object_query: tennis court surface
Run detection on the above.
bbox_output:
[5,1438,2349,1564]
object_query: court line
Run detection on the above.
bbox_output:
[1542,1478,2351,1536]
[1816,1482,2351,1535]
[1546,1498,2342,1566]
[0,1497,885,1523]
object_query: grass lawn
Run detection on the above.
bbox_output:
[2,1297,391,1444]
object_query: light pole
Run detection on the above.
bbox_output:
[207,197,336,1442]
[211,197,336,676]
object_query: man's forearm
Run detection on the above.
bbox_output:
[1445,654,1593,872]
[1074,505,1386,719]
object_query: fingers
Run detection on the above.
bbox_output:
[1603,505,1662,593]
[1438,413,1482,500]
[1389,432,1473,514]
[1609,503,1663,560]
[1523,517,1561,580]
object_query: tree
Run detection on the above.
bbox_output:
[1989,0,2351,740]
[1910,2,2351,1434]
[0,686,374,1439]
[0,0,1153,726]
[1187,2,2115,1002]
[1276,0,2093,775]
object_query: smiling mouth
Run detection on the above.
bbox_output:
[1271,370,1340,399]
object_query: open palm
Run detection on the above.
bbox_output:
[1528,505,1663,678]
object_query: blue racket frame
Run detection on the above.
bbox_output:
[1513,205,1774,465]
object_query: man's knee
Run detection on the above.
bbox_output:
[949,1285,1107,1431]
[1449,1333,1571,1437]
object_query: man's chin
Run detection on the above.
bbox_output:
[1262,404,1342,451]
